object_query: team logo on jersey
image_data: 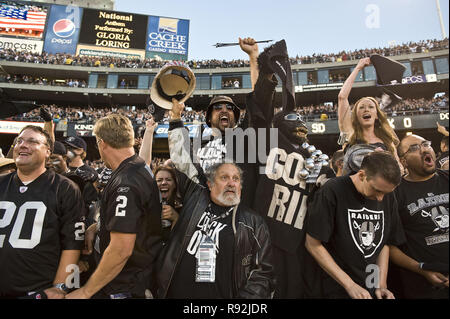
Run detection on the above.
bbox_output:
[348,208,384,258]
[19,186,28,193]
[53,19,76,38]
[117,187,130,193]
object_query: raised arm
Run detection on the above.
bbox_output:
[437,121,449,137]
[139,117,158,167]
[40,107,55,143]
[239,37,259,90]
[168,98,201,187]
[338,58,371,137]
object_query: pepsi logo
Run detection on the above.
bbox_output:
[53,19,75,38]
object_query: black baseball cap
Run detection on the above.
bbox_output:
[53,141,67,156]
[64,136,87,151]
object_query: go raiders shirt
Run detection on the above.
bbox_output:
[96,154,163,297]
[306,175,405,297]
[0,170,85,298]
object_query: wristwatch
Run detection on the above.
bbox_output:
[54,283,70,293]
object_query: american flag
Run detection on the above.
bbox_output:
[0,6,47,32]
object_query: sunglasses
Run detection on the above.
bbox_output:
[284,113,304,121]
[400,140,432,157]
[212,104,235,111]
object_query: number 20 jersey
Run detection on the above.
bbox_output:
[0,170,85,297]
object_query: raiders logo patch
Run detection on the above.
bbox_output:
[348,208,384,258]
[19,186,28,193]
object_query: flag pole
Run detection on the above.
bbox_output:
[435,0,447,39]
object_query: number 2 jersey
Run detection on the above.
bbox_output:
[0,169,85,298]
[95,154,163,297]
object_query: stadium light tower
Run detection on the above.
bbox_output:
[435,0,447,39]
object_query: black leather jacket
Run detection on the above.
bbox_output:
[156,168,275,299]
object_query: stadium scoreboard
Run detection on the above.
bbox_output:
[0,0,190,60]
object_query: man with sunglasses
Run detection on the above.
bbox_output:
[389,134,449,299]
[0,125,85,298]
[169,95,258,207]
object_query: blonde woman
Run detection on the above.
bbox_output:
[338,58,402,174]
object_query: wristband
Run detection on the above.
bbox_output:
[54,283,70,293]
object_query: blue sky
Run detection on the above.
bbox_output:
[115,0,449,61]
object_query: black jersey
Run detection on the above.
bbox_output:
[0,170,85,298]
[395,170,449,264]
[306,176,405,297]
[393,170,449,298]
[96,154,163,297]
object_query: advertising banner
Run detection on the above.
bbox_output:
[0,35,42,53]
[146,16,189,60]
[43,4,82,55]
[78,8,147,51]
[0,1,48,39]
[154,123,200,138]
[0,120,44,134]
[76,43,144,59]
[67,122,95,137]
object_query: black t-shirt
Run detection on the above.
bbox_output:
[96,154,163,297]
[306,176,405,297]
[252,132,334,253]
[167,202,234,299]
[394,171,448,272]
[0,170,85,297]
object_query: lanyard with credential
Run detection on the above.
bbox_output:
[195,204,234,283]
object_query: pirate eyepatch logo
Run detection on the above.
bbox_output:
[348,208,385,258]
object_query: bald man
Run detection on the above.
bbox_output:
[389,134,449,299]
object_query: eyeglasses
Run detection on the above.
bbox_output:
[400,140,432,157]
[284,113,304,121]
[94,138,102,150]
[212,104,235,111]
[15,137,48,147]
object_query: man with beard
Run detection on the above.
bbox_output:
[156,162,275,299]
[241,37,334,298]
[168,94,258,206]
[389,134,449,298]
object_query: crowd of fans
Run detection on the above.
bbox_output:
[9,104,207,124]
[385,95,449,116]
[6,94,448,125]
[289,38,449,65]
[0,73,87,88]
[0,38,447,70]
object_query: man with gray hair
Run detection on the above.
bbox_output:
[156,161,275,299]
